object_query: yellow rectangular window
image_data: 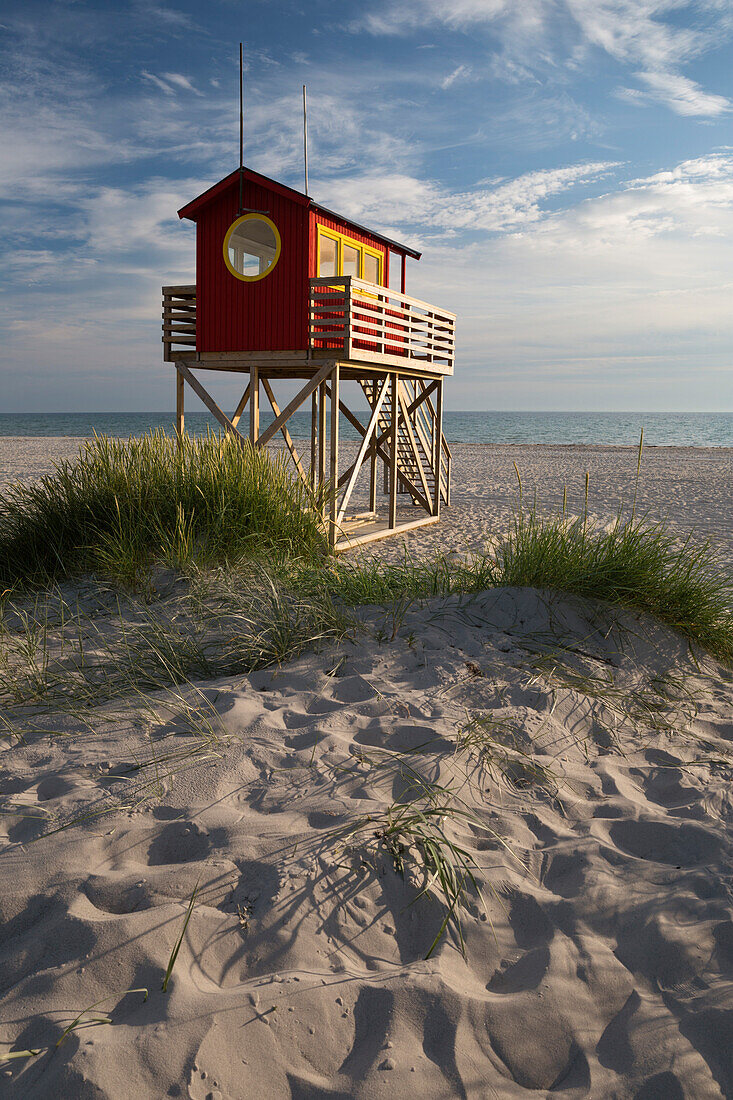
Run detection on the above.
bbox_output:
[319,234,337,277]
[364,252,380,285]
[342,243,360,277]
[317,227,383,285]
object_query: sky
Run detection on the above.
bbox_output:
[1,0,733,412]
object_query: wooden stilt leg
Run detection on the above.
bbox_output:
[389,373,398,529]
[310,389,317,490]
[369,444,377,512]
[318,380,326,508]
[329,365,340,549]
[383,374,390,495]
[176,366,184,441]
[249,366,259,444]
[433,377,443,517]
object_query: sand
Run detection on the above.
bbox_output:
[1,437,732,1097]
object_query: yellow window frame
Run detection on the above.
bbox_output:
[317,226,383,286]
[223,213,282,283]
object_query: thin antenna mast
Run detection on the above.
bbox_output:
[302,84,309,196]
[238,42,244,213]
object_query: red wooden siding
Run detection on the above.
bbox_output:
[308,210,388,282]
[188,170,413,354]
[196,178,309,353]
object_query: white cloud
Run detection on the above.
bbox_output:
[635,70,730,116]
[140,71,202,96]
[162,72,202,95]
[312,161,618,236]
[141,70,175,95]
[406,153,733,408]
[441,64,472,89]
[356,0,733,117]
[565,0,706,69]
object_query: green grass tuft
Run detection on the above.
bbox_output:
[492,508,733,662]
[0,430,327,590]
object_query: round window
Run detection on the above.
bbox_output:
[223,214,281,282]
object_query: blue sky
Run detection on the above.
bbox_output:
[2,0,733,412]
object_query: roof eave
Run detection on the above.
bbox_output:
[178,167,311,221]
[310,201,421,260]
[176,169,422,260]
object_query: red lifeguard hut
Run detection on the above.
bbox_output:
[163,165,454,549]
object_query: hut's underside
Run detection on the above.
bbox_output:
[172,353,451,552]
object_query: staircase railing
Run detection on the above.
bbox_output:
[359,376,450,509]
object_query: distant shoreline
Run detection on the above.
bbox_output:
[1,434,732,451]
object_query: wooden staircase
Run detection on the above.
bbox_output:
[360,376,450,511]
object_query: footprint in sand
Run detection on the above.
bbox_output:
[35,774,77,800]
[329,676,378,704]
[608,819,720,866]
[354,721,450,752]
[83,876,154,915]
[146,821,223,866]
[222,859,281,915]
[541,851,588,897]
[487,945,551,993]
[508,890,554,948]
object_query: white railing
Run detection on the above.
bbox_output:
[309,277,456,371]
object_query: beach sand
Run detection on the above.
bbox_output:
[1,437,732,1097]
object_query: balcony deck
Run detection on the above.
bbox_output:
[163,279,455,377]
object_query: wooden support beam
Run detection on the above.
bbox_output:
[329,391,364,438]
[329,365,340,548]
[328,383,428,509]
[176,367,184,439]
[249,366,259,444]
[389,373,399,529]
[174,362,246,448]
[318,380,326,504]
[256,360,334,449]
[404,378,439,420]
[230,383,251,430]
[261,376,309,489]
[310,390,317,490]
[337,376,389,524]
[433,376,444,517]
[369,445,377,512]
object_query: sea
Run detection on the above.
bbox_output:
[0,411,731,447]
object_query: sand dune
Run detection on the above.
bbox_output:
[1,585,732,1097]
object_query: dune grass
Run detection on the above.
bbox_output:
[0,430,327,591]
[490,508,733,663]
[297,505,732,661]
[0,430,730,661]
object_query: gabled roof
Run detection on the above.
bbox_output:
[177,167,421,260]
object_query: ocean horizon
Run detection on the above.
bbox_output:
[0,410,732,447]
